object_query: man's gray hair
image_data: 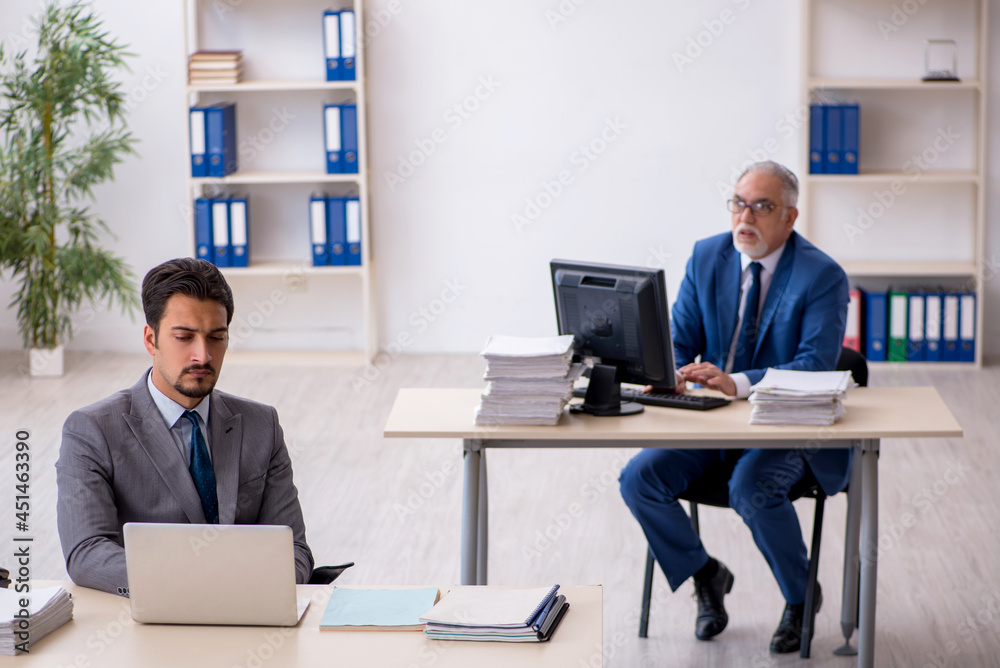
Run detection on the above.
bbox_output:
[736,161,798,208]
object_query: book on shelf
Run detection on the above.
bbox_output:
[189,49,242,85]
[320,587,440,631]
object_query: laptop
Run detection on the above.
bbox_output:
[123,523,310,626]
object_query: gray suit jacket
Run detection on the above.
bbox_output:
[56,371,314,594]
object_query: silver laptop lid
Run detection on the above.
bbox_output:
[124,523,299,626]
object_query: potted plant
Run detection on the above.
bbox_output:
[0,1,139,376]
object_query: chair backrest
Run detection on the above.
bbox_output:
[836,346,869,388]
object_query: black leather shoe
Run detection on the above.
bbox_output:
[770,584,823,654]
[693,561,735,640]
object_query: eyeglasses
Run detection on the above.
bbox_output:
[727,198,781,217]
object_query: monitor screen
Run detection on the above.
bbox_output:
[551,259,675,415]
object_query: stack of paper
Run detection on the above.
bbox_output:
[0,586,73,655]
[748,369,855,426]
[475,335,583,426]
[319,587,440,631]
[420,585,568,642]
[189,50,243,85]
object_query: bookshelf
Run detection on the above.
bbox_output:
[799,0,987,367]
[182,0,375,360]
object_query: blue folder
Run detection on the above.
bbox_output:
[340,10,356,81]
[324,104,342,174]
[323,10,342,81]
[906,292,925,361]
[310,195,329,266]
[825,105,842,175]
[327,196,347,266]
[959,293,976,362]
[941,294,960,362]
[211,198,231,267]
[841,104,859,175]
[862,289,887,362]
[194,198,213,263]
[189,107,209,177]
[923,293,943,362]
[206,102,237,178]
[809,105,825,174]
[228,196,249,268]
[341,104,359,174]
[345,196,361,265]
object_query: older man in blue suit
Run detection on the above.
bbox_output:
[619,161,849,653]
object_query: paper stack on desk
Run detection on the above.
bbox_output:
[475,335,583,426]
[748,369,854,426]
[0,586,73,655]
[420,585,568,642]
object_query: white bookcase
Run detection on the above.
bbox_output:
[182,0,375,360]
[799,0,987,366]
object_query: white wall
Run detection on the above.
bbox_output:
[0,0,996,360]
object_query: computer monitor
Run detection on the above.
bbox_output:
[551,259,676,416]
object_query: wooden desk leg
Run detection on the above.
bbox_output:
[462,439,482,585]
[477,449,488,585]
[835,442,863,657]
[858,438,880,668]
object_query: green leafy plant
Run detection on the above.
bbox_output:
[0,1,138,350]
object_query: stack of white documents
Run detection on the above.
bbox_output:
[748,369,854,426]
[475,335,583,426]
[0,586,74,655]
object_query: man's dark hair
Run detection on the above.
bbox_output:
[142,258,235,335]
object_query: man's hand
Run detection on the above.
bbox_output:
[677,362,737,397]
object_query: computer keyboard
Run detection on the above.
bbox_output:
[571,387,731,411]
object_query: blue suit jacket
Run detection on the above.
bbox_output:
[671,231,852,494]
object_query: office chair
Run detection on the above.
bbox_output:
[308,562,355,585]
[638,347,868,659]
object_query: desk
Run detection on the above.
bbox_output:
[8,583,602,667]
[383,386,962,668]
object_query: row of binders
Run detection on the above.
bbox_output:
[809,103,859,174]
[189,102,237,178]
[846,288,976,363]
[325,104,359,174]
[195,197,249,268]
[310,195,362,266]
[323,9,357,81]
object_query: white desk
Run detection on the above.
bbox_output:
[383,386,962,668]
[7,583,602,667]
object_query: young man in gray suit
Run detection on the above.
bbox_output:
[56,258,314,595]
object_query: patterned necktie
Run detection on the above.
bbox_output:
[732,261,762,373]
[182,410,219,524]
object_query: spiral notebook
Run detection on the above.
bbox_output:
[419,585,559,628]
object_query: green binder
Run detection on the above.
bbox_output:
[888,290,908,362]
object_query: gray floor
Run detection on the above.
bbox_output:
[1,350,999,666]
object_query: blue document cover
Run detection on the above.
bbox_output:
[323,10,342,81]
[341,104,359,174]
[207,102,237,178]
[906,292,925,361]
[941,294,960,362]
[959,293,976,362]
[327,196,347,265]
[825,105,843,175]
[862,289,887,362]
[194,198,213,262]
[228,196,249,268]
[340,10,356,81]
[809,105,825,174]
[324,104,342,174]
[345,196,361,265]
[923,293,943,362]
[310,195,329,266]
[189,107,209,177]
[841,104,859,174]
[211,199,231,267]
[320,587,439,630]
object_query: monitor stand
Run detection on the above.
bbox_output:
[570,364,644,416]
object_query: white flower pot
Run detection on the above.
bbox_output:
[29,345,65,377]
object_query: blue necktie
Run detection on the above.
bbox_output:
[183,410,219,524]
[732,261,762,373]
